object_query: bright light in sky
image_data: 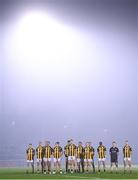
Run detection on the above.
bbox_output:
[5,10,103,87]
[7,11,90,80]
[15,11,72,59]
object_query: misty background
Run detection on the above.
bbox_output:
[0,0,138,166]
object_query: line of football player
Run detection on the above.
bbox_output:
[26,139,132,174]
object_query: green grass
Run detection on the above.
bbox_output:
[0,168,138,179]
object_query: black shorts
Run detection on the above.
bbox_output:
[111,158,118,163]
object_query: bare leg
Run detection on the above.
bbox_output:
[103,161,106,172]
[98,161,101,172]
[31,162,34,173]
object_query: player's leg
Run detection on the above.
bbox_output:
[70,159,74,173]
[110,162,114,173]
[36,159,41,173]
[77,159,80,172]
[41,159,44,174]
[55,159,60,173]
[102,159,106,172]
[53,158,57,174]
[48,159,51,174]
[68,156,71,172]
[81,158,84,173]
[128,158,132,173]
[58,158,62,174]
[98,159,101,172]
[124,158,127,173]
[88,159,92,173]
[85,159,89,173]
[75,158,78,173]
[43,158,47,174]
[72,157,76,173]
[92,159,95,173]
[115,161,118,173]
[84,159,87,172]
[65,157,68,172]
[26,161,30,173]
[31,161,34,173]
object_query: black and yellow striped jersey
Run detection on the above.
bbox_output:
[68,144,76,156]
[43,145,53,158]
[84,146,94,159]
[76,145,84,158]
[53,145,63,158]
[64,144,69,157]
[123,146,132,158]
[97,145,106,158]
[36,145,43,159]
[26,148,35,161]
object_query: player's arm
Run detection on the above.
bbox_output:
[26,149,28,159]
[60,147,63,157]
[104,146,106,156]
[50,147,54,156]
[26,149,28,154]
[123,147,125,156]
[42,147,45,158]
[117,148,119,156]
[109,148,111,155]
[64,146,67,157]
[93,147,95,156]
[36,147,38,156]
[74,146,77,157]
[33,149,35,156]
[130,147,132,156]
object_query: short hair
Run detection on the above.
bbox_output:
[99,141,102,145]
[29,143,32,145]
[67,140,70,143]
[56,142,60,144]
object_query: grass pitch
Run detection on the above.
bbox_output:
[0,168,138,179]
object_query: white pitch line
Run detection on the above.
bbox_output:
[63,175,90,179]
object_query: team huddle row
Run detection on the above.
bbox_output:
[26,139,132,174]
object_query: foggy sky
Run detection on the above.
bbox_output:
[0,0,138,165]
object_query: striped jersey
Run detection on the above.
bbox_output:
[53,145,62,158]
[43,145,53,158]
[123,145,132,158]
[76,145,84,158]
[68,144,76,156]
[84,146,94,159]
[97,145,106,159]
[36,145,43,159]
[26,148,35,161]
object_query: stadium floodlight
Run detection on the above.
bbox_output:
[15,11,73,59]
[7,10,84,78]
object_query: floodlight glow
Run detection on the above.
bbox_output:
[7,10,86,77]
[15,11,73,60]
[5,10,102,84]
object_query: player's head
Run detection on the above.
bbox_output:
[125,140,129,146]
[88,142,92,146]
[39,141,42,146]
[70,139,73,144]
[86,142,89,146]
[78,141,82,146]
[99,141,103,146]
[112,141,116,147]
[67,140,70,145]
[29,143,32,148]
[55,142,60,146]
[45,141,50,146]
